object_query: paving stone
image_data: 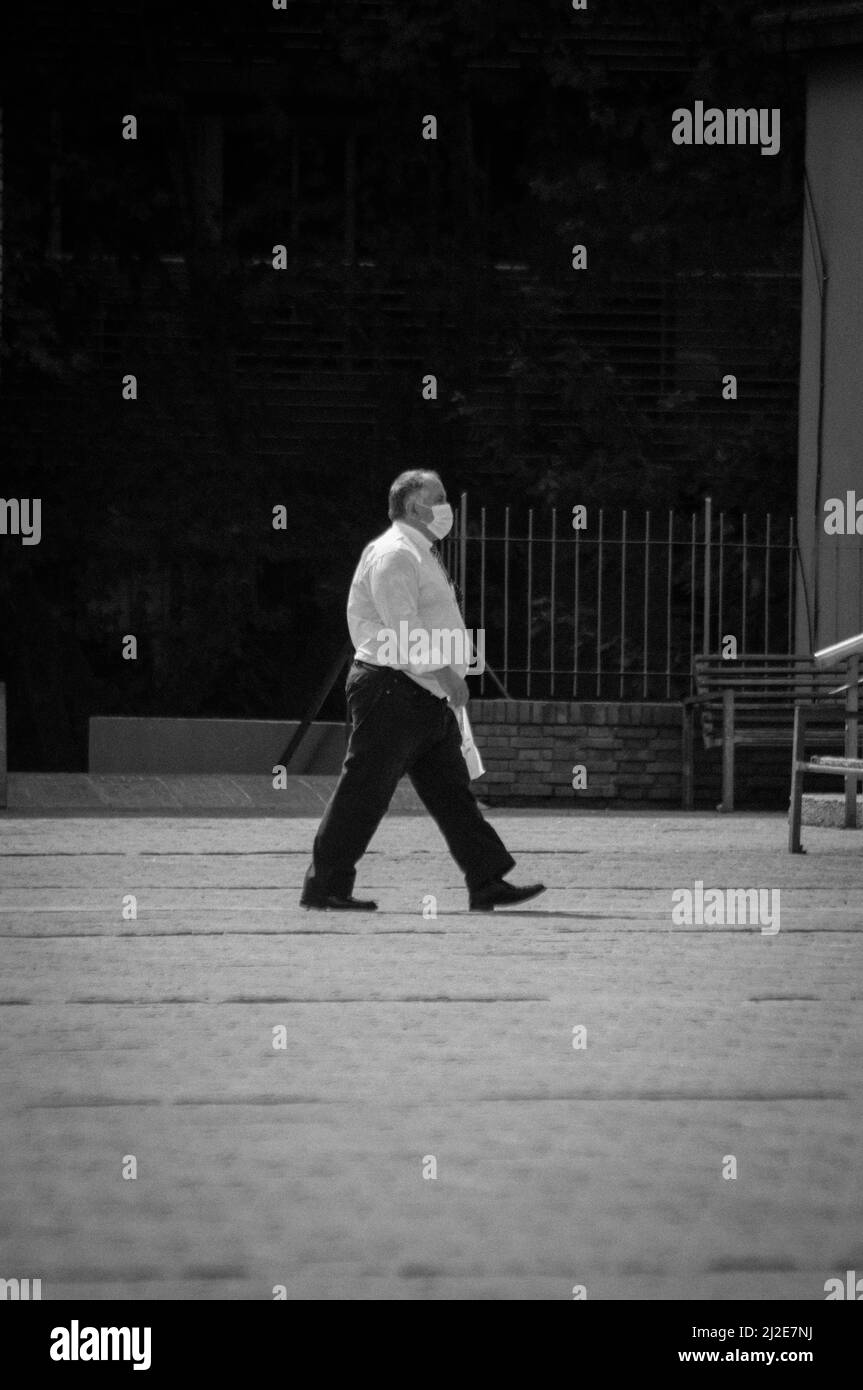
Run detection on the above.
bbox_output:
[0,807,860,1300]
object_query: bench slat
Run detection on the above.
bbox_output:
[810,756,863,768]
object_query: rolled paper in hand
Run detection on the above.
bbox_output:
[456,706,485,780]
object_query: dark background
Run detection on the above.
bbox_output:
[0,0,804,768]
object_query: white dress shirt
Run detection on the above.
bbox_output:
[348,519,470,699]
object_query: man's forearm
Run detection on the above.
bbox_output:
[435,665,469,706]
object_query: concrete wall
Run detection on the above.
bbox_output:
[89,717,346,775]
[797,50,863,653]
[0,684,6,808]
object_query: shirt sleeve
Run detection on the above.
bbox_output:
[369,552,449,674]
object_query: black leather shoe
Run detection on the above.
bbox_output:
[469,880,546,911]
[300,893,378,911]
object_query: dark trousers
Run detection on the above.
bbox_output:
[303,662,515,899]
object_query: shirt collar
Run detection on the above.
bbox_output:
[393,519,433,551]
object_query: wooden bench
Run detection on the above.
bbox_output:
[682,653,859,813]
[789,636,863,853]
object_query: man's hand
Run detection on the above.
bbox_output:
[436,666,469,708]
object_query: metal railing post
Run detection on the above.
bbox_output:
[703,494,712,654]
[459,491,468,607]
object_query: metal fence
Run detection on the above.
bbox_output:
[441,497,804,701]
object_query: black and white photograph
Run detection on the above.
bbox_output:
[0,0,861,1345]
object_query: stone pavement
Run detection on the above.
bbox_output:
[1,772,425,815]
[0,804,861,1301]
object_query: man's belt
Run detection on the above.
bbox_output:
[352,658,446,700]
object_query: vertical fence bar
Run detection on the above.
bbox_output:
[667,510,674,699]
[549,507,557,698]
[642,510,650,699]
[689,513,697,688]
[718,512,725,653]
[596,508,604,698]
[459,491,468,610]
[573,514,581,697]
[764,512,772,651]
[703,495,712,653]
[619,509,628,698]
[503,505,510,690]
[741,513,748,651]
[526,508,534,698]
[788,516,795,652]
[480,505,487,697]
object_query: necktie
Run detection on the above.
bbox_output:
[432,547,464,611]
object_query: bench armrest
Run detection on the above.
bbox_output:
[681,692,724,708]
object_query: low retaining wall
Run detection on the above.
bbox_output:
[469,701,793,807]
[89,717,346,775]
[0,684,6,808]
[84,705,796,807]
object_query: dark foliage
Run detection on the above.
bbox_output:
[0,1,805,765]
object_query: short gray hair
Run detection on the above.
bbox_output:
[388,469,440,520]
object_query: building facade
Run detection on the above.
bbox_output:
[759,2,863,650]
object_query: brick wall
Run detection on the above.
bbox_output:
[469,701,792,808]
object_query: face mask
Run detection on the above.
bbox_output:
[426,503,454,539]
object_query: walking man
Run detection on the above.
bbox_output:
[301,471,546,912]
